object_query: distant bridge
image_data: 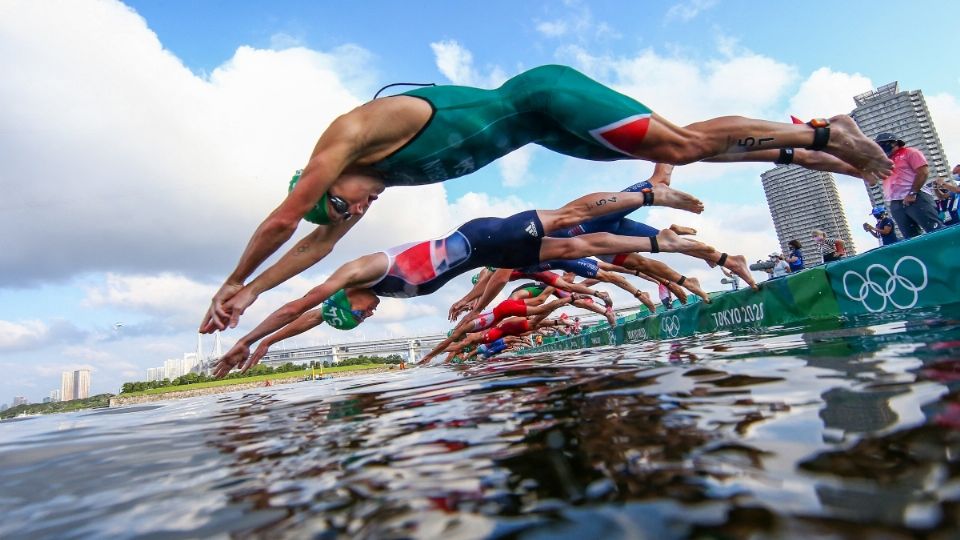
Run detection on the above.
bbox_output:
[258,333,449,366]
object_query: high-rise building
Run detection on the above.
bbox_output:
[12,396,28,407]
[850,82,950,209]
[760,166,856,266]
[61,371,75,401]
[74,369,91,399]
[49,389,61,402]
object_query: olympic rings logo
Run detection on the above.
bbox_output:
[660,315,680,338]
[841,256,928,313]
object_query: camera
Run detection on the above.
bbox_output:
[749,260,776,271]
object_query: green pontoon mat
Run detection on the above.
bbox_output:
[518,225,960,353]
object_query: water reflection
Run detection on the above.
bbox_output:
[2,305,960,538]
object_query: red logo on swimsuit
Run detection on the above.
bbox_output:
[589,114,652,157]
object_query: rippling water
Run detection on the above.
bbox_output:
[3,305,960,539]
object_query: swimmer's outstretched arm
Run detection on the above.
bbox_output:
[201,118,367,334]
[213,254,385,377]
[206,219,361,333]
[448,268,493,321]
[241,308,326,374]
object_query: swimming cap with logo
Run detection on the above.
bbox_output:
[321,289,360,330]
[288,169,332,225]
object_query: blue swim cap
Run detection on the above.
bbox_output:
[288,169,332,225]
[871,205,886,218]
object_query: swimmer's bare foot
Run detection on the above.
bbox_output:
[651,184,704,214]
[679,276,710,304]
[669,224,697,235]
[634,290,657,312]
[604,306,618,327]
[719,254,758,290]
[793,149,864,180]
[666,281,689,304]
[822,115,893,184]
[596,291,613,308]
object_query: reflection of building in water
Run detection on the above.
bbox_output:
[819,387,902,433]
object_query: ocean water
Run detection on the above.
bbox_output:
[2,305,960,539]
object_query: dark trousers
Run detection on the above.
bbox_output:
[890,192,944,238]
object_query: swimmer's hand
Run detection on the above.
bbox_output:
[221,288,259,330]
[243,342,270,373]
[448,301,474,321]
[213,342,250,378]
[201,282,244,333]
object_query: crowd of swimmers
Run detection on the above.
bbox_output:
[202,64,895,376]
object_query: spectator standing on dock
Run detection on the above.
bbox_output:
[863,205,898,246]
[785,239,804,272]
[766,253,790,279]
[874,132,944,238]
[934,167,960,226]
[812,229,845,263]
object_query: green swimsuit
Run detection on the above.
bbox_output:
[371,64,654,186]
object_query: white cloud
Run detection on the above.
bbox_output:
[536,20,569,37]
[0,320,49,351]
[0,0,370,286]
[928,92,960,165]
[498,147,536,188]
[665,0,719,22]
[787,67,874,119]
[429,40,507,87]
[557,45,798,124]
[84,273,213,315]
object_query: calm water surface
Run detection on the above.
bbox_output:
[3,306,960,539]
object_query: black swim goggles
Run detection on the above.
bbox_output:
[328,194,352,220]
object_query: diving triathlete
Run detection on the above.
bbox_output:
[202,64,892,334]
[213,187,716,376]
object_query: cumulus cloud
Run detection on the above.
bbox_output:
[429,40,507,88]
[928,92,960,164]
[557,44,798,124]
[0,319,49,351]
[498,147,536,188]
[0,0,372,287]
[787,67,874,119]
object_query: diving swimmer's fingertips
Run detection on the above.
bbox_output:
[824,115,893,177]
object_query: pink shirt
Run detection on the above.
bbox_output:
[883,146,928,201]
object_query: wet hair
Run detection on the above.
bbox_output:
[788,239,802,249]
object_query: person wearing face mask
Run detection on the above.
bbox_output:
[874,133,944,238]
[934,165,960,226]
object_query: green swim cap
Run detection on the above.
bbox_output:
[471,273,481,285]
[321,289,361,330]
[288,169,332,225]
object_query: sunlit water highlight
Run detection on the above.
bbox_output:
[3,305,960,539]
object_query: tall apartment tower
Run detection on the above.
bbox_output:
[760,166,855,266]
[60,371,75,401]
[74,369,91,400]
[850,82,950,208]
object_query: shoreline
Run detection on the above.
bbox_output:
[109,367,394,407]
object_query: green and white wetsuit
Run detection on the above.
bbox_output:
[372,64,654,186]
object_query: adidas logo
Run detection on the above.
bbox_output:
[525,221,539,237]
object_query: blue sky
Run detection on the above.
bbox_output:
[2,0,959,404]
